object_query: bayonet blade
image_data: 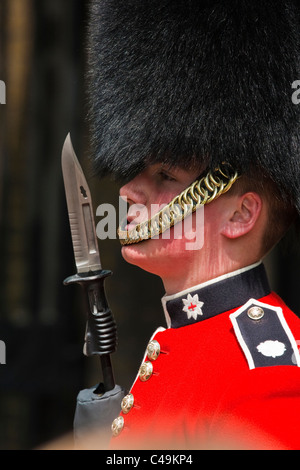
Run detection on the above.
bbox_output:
[62,133,102,274]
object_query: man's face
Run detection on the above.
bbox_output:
[119,163,214,278]
[119,164,269,292]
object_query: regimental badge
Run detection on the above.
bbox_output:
[257,340,286,358]
[182,294,204,320]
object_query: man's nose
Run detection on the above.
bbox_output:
[119,174,148,206]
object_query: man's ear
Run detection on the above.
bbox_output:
[220,192,263,239]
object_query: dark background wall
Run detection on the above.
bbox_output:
[0,0,299,450]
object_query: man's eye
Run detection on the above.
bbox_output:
[158,171,176,182]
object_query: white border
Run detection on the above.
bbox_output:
[230,298,300,370]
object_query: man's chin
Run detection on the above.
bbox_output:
[121,239,151,260]
[120,242,157,276]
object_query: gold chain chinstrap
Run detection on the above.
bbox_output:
[118,164,239,245]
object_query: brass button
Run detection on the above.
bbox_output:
[139,361,153,382]
[111,416,124,437]
[147,340,161,361]
[121,393,134,414]
[247,306,264,320]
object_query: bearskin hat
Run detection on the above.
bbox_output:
[86,0,300,212]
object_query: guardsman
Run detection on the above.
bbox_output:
[76,0,300,449]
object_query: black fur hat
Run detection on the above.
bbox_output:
[86,0,300,212]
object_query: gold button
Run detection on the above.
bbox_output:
[121,393,134,414]
[247,306,264,320]
[111,416,124,437]
[147,340,161,361]
[139,361,153,382]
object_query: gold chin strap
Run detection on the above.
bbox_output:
[118,164,239,246]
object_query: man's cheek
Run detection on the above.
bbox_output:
[173,207,205,252]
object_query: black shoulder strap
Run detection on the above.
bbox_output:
[230,299,300,370]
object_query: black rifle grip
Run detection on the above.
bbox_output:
[64,270,117,391]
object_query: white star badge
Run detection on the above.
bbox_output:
[182,294,204,320]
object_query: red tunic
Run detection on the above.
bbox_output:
[110,264,300,450]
